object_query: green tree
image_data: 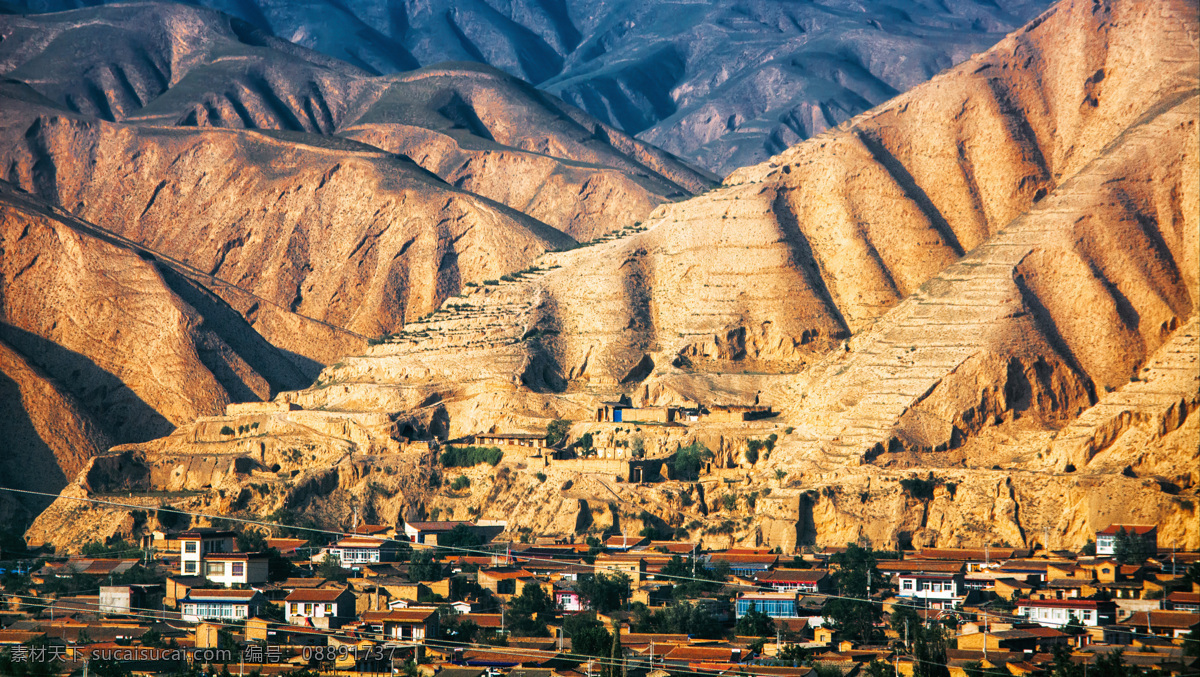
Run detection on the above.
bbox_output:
[440,524,483,550]
[546,419,571,447]
[1093,649,1143,677]
[317,552,347,581]
[735,602,775,637]
[1113,528,1151,565]
[1181,625,1199,659]
[81,538,135,558]
[911,626,950,677]
[864,660,894,677]
[672,443,712,481]
[1049,645,1084,677]
[578,572,631,614]
[407,551,443,582]
[566,614,610,658]
[604,621,624,677]
[659,555,724,598]
[822,544,883,642]
[891,603,921,648]
[507,582,556,636]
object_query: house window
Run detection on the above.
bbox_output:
[232,563,244,577]
[207,562,225,576]
[185,542,198,554]
[305,603,313,615]
[324,604,334,615]
[184,561,198,574]
[903,580,914,590]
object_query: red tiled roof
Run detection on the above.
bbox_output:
[1167,592,1199,604]
[184,589,260,601]
[352,524,393,534]
[757,570,828,582]
[285,587,350,602]
[405,521,475,531]
[918,548,1027,561]
[1017,599,1110,609]
[361,609,437,623]
[265,538,308,552]
[663,646,740,662]
[1121,611,1200,629]
[333,536,389,548]
[1097,524,1156,536]
[877,560,965,573]
[709,553,779,565]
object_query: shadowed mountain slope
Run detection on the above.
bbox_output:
[0,3,716,240]
[120,0,1191,552]
[0,179,325,521]
[2,0,1055,175]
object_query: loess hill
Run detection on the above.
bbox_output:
[0,1,715,529]
[8,0,1200,553]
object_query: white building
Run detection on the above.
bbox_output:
[896,573,965,609]
[180,589,266,622]
[202,552,269,587]
[1016,598,1117,627]
[284,587,356,629]
[1095,525,1157,556]
[321,536,401,568]
[179,529,236,577]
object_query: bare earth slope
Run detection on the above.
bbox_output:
[0,3,716,240]
[0,179,328,524]
[22,0,1200,552]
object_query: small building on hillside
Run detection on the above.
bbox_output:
[403,520,502,546]
[1016,598,1117,627]
[203,552,269,587]
[1095,525,1157,556]
[473,432,549,451]
[180,589,266,622]
[179,529,236,578]
[98,584,163,615]
[736,592,800,618]
[285,587,357,629]
[325,536,404,568]
[896,572,965,609]
[360,609,439,642]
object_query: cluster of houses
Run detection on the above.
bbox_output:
[0,522,1196,675]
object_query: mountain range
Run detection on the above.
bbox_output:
[0,0,1195,552]
[0,0,1056,174]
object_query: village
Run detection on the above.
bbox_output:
[0,515,1197,676]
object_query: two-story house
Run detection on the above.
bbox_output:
[179,529,236,577]
[284,587,357,629]
[203,552,269,587]
[896,572,965,609]
[361,609,439,642]
[1095,525,1157,556]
